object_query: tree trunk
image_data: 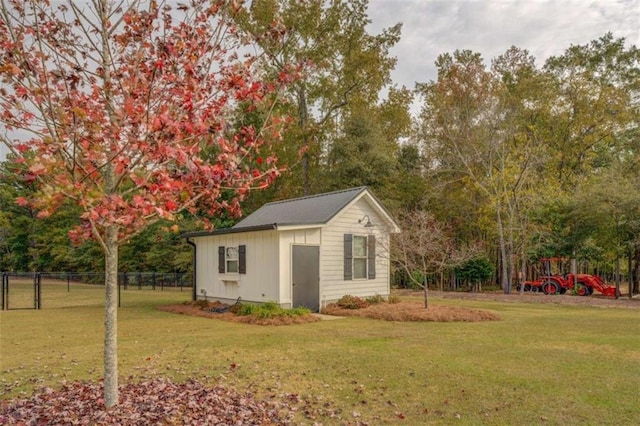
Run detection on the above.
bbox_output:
[104,224,119,408]
[297,88,310,196]
[633,243,640,295]
[98,0,119,407]
[496,208,509,294]
[423,276,429,309]
[506,207,516,295]
[628,251,633,300]
[519,251,527,295]
[615,254,620,299]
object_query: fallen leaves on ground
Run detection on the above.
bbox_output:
[321,301,500,322]
[0,378,296,425]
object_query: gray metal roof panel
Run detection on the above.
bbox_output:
[232,186,367,229]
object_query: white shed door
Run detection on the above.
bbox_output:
[292,245,320,312]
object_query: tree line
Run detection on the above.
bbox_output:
[1,1,638,295]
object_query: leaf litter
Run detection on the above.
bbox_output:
[0,378,298,425]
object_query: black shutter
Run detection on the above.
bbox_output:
[218,246,225,274]
[238,245,246,274]
[344,234,353,280]
[367,235,376,279]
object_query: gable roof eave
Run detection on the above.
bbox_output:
[328,189,401,233]
[364,191,401,233]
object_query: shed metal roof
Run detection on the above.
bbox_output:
[182,186,399,239]
[232,186,367,229]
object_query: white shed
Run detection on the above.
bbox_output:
[183,187,400,312]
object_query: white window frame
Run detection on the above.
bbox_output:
[225,246,239,273]
[352,235,368,279]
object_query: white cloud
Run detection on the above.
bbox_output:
[367,0,640,89]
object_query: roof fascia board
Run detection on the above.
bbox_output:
[181,224,277,238]
[275,223,324,231]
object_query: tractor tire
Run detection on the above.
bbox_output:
[575,284,589,296]
[542,281,559,295]
[516,284,522,292]
[559,287,567,295]
[530,286,539,293]
[524,284,532,292]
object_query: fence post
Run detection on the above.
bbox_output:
[5,273,9,309]
[32,273,37,309]
[36,273,41,309]
[1,273,6,310]
[67,272,70,292]
[152,272,156,291]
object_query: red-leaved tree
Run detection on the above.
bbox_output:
[0,0,295,407]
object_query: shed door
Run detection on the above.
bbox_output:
[292,245,320,312]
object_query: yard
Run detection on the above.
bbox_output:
[1,285,639,424]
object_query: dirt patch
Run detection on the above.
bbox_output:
[395,289,640,309]
[322,300,500,322]
[158,301,321,326]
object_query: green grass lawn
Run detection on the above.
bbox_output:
[1,287,639,425]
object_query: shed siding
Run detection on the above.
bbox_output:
[194,230,279,304]
[320,198,390,305]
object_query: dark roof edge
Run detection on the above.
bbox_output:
[181,224,277,238]
[262,186,367,207]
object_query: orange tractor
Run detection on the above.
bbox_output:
[517,257,618,297]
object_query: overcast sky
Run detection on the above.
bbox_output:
[1,0,638,161]
[367,0,639,90]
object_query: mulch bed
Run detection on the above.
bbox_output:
[160,299,501,324]
[157,301,321,326]
[321,300,500,322]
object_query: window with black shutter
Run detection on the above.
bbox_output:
[344,233,376,280]
[218,245,246,274]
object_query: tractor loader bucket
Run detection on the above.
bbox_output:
[599,286,618,297]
